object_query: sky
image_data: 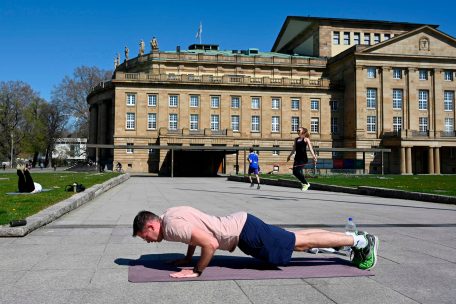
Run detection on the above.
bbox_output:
[1,0,455,101]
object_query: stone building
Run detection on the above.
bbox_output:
[87,17,456,175]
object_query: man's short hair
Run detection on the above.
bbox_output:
[249,147,254,153]
[132,210,159,237]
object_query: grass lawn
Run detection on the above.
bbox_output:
[0,171,120,225]
[256,174,456,197]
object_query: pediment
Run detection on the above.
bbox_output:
[361,26,456,57]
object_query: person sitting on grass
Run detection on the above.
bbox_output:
[132,206,378,278]
[17,164,42,193]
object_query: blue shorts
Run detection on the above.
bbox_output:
[238,214,296,266]
[248,167,259,175]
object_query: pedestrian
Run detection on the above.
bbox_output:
[286,127,317,191]
[132,207,378,278]
[247,147,260,189]
[16,164,42,193]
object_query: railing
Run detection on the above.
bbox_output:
[119,72,331,88]
[125,73,139,80]
[211,129,227,136]
[440,131,456,137]
[189,130,204,135]
[411,130,429,137]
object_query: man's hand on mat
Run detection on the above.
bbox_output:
[169,268,200,278]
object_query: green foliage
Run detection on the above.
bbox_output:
[257,174,456,197]
[0,172,120,225]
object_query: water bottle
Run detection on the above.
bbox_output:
[344,217,357,252]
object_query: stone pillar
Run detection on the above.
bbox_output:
[434,147,441,174]
[400,147,406,174]
[428,147,434,174]
[88,105,98,160]
[97,102,108,161]
[406,147,412,174]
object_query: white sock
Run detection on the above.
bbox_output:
[346,232,367,249]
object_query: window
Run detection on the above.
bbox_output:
[272,145,280,156]
[148,94,157,106]
[271,116,280,132]
[393,116,402,132]
[364,33,370,45]
[374,33,380,44]
[344,32,350,45]
[331,117,338,134]
[169,113,178,130]
[393,89,403,110]
[126,94,136,106]
[419,117,428,133]
[291,116,300,132]
[310,99,319,110]
[310,118,319,133]
[147,113,156,130]
[331,100,338,111]
[126,113,135,129]
[231,96,240,108]
[367,67,376,79]
[444,70,454,81]
[419,90,428,110]
[393,68,402,79]
[190,95,199,107]
[419,69,428,80]
[384,33,391,40]
[251,97,260,109]
[333,31,340,45]
[126,143,134,154]
[210,115,219,131]
[291,99,300,110]
[272,98,280,109]
[231,115,240,131]
[367,88,377,108]
[367,116,376,132]
[445,118,454,133]
[354,32,360,45]
[211,96,220,108]
[444,91,454,111]
[169,95,178,107]
[190,114,199,130]
[251,116,260,132]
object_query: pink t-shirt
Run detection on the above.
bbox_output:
[160,206,247,252]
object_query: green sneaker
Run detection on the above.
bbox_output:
[351,233,378,270]
[301,183,310,191]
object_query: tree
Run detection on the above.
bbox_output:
[52,66,112,137]
[22,98,67,167]
[0,81,39,164]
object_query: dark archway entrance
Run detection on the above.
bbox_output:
[161,150,229,176]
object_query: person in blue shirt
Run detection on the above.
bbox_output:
[247,147,260,189]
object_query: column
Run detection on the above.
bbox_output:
[428,147,434,174]
[88,105,98,160]
[400,147,406,174]
[434,147,441,174]
[406,147,412,174]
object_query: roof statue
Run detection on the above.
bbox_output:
[124,46,129,60]
[151,37,159,51]
[139,39,145,56]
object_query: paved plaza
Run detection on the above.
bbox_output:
[1,177,456,304]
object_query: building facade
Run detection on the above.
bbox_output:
[87,17,456,175]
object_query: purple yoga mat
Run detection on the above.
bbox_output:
[128,255,373,282]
